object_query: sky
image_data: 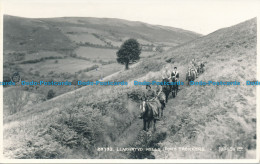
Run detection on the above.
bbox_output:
[1,0,260,35]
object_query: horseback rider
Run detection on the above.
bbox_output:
[156,83,166,106]
[171,67,179,81]
[156,84,166,101]
[171,66,179,91]
[139,84,160,120]
[162,67,171,80]
[190,59,198,78]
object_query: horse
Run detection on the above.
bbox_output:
[186,69,196,85]
[171,77,178,98]
[162,78,172,103]
[140,99,161,131]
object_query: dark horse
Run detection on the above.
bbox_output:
[186,69,196,85]
[162,78,172,103]
[140,100,161,131]
[171,77,178,98]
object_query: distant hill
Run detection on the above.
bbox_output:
[3,15,202,52]
[3,15,76,52]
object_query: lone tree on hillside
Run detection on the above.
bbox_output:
[116,39,141,70]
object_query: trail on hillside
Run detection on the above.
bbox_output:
[95,82,187,159]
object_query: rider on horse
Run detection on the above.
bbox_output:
[162,67,171,80]
[156,84,166,106]
[171,67,179,81]
[139,85,160,120]
[171,66,179,91]
[190,59,198,78]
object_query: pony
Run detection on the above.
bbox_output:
[140,99,161,131]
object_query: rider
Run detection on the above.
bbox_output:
[162,66,171,80]
[190,58,198,78]
[171,66,179,90]
[156,84,166,110]
[171,67,179,81]
[139,85,160,120]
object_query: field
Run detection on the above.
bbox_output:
[75,47,155,61]
[20,58,96,75]
[75,47,117,61]
[66,33,107,45]
[24,51,65,61]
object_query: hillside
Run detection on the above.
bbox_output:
[153,17,257,159]
[2,18,256,159]
[4,15,201,52]
[3,15,76,52]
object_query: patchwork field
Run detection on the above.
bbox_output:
[24,51,65,60]
[20,58,95,75]
[66,33,107,45]
[75,47,117,61]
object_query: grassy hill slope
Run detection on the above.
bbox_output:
[4,15,201,52]
[3,18,256,159]
[3,15,76,52]
[152,17,257,159]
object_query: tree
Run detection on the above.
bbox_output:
[4,87,30,115]
[47,89,55,99]
[116,39,141,70]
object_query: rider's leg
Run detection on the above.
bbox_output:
[153,108,160,120]
[138,101,145,119]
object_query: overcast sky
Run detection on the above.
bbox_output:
[2,0,260,35]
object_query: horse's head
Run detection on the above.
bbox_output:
[162,78,169,83]
[140,100,146,114]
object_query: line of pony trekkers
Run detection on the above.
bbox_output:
[139,59,206,131]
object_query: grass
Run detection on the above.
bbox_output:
[152,18,257,159]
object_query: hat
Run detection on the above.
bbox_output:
[174,67,177,69]
[146,84,151,89]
